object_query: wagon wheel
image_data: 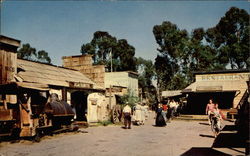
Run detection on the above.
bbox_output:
[33,132,41,142]
[111,105,121,124]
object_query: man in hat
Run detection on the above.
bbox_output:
[123,103,132,129]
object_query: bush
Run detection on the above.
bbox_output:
[120,89,139,109]
[98,120,113,126]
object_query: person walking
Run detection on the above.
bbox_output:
[162,103,168,123]
[206,99,215,125]
[143,104,149,120]
[210,103,226,137]
[169,99,177,119]
[155,103,166,127]
[123,104,132,129]
[141,104,146,125]
[134,103,142,125]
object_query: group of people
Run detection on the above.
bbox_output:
[122,98,224,130]
[122,103,149,129]
[155,99,180,127]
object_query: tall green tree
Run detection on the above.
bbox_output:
[17,43,37,60]
[206,7,250,69]
[153,21,189,90]
[114,39,136,71]
[37,50,51,64]
[136,57,157,105]
[81,31,136,71]
[153,7,249,92]
[188,28,223,72]
[18,43,51,64]
[136,57,155,86]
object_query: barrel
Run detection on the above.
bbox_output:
[45,101,74,116]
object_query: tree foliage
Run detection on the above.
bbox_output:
[153,7,249,91]
[136,57,157,104]
[17,43,36,60]
[120,89,139,108]
[153,21,189,90]
[205,7,250,69]
[81,31,136,72]
[17,43,51,64]
[37,50,51,64]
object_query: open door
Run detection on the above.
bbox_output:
[71,91,88,121]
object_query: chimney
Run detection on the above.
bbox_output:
[62,54,105,88]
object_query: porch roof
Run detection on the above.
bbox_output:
[182,80,245,93]
[16,59,103,90]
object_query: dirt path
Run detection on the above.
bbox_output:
[0,112,245,156]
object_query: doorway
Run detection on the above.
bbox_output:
[185,92,236,115]
[71,91,88,121]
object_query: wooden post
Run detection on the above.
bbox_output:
[109,85,112,110]
[62,87,67,102]
[2,94,7,110]
[110,48,113,72]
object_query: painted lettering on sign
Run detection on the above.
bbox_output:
[68,82,93,88]
[199,73,249,81]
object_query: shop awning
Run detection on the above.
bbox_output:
[182,80,244,93]
[0,82,49,92]
[16,59,100,90]
[16,82,49,91]
[162,90,182,97]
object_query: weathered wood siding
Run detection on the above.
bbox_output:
[0,51,17,84]
[105,72,139,97]
[195,72,250,108]
[62,55,105,88]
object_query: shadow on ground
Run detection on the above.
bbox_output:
[212,133,245,148]
[152,125,167,127]
[183,124,246,156]
[180,147,231,156]
[0,136,21,143]
[212,125,245,148]
[199,134,215,138]
[199,122,210,126]
[221,125,236,131]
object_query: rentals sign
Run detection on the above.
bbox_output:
[196,73,250,81]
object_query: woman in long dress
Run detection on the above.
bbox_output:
[141,105,146,125]
[155,103,166,127]
[134,103,142,125]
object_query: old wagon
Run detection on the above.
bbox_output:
[0,82,76,141]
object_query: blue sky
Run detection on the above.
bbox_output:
[1,1,249,65]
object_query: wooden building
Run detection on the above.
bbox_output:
[0,35,20,84]
[105,71,139,97]
[15,59,107,122]
[62,55,139,98]
[62,55,105,88]
[62,54,140,122]
[182,69,250,115]
[1,35,109,129]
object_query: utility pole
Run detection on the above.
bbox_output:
[109,85,112,110]
[110,48,113,72]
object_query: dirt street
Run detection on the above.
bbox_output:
[0,112,245,156]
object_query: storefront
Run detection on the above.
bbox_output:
[182,69,249,115]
